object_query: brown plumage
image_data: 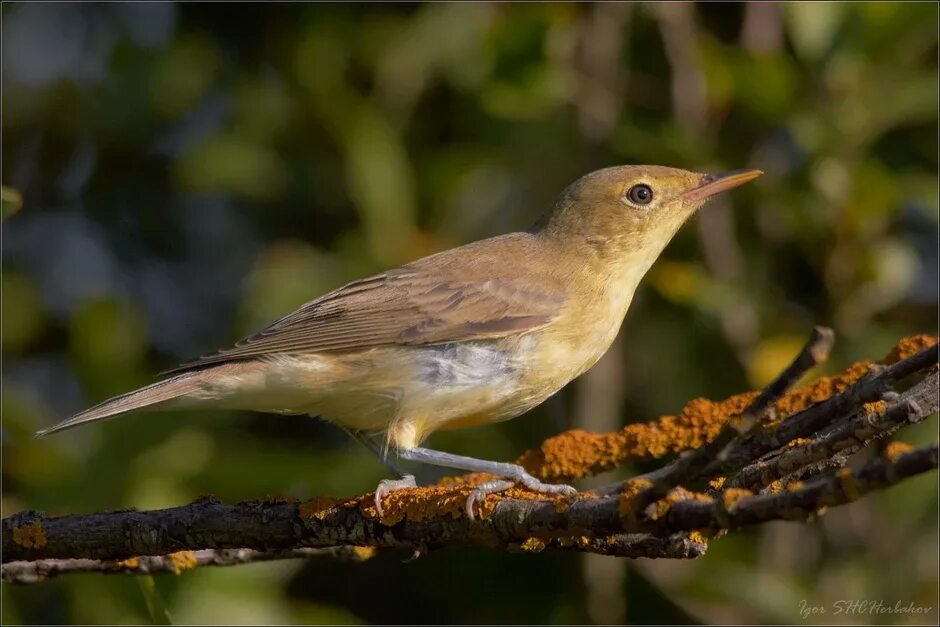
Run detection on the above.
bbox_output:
[165,233,569,373]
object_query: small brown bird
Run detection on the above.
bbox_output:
[37,165,761,516]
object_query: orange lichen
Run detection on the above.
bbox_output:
[351,546,376,560]
[787,438,810,448]
[882,334,938,364]
[520,537,546,553]
[863,400,887,416]
[709,476,726,490]
[520,393,756,483]
[167,550,198,574]
[618,478,653,518]
[648,487,711,521]
[772,360,872,417]
[552,495,573,513]
[515,335,933,483]
[786,481,804,492]
[366,473,564,526]
[884,441,914,463]
[11,520,46,549]
[837,468,860,502]
[722,488,753,511]
[650,500,671,521]
[299,496,342,521]
[688,530,709,547]
[115,557,140,570]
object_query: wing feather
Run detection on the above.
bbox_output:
[164,234,567,374]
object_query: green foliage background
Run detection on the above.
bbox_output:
[2,3,937,624]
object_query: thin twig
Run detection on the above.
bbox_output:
[1,547,368,585]
[728,375,939,490]
[703,342,939,478]
[646,444,938,534]
[618,326,835,515]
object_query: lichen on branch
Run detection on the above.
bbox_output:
[519,333,938,483]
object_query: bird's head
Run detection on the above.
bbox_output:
[535,165,762,266]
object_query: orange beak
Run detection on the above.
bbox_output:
[682,169,763,203]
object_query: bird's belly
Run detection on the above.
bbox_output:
[198,338,554,447]
[371,339,552,447]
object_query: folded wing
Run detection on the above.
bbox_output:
[165,234,568,374]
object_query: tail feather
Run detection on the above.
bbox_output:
[35,373,202,437]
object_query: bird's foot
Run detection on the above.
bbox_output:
[374,474,417,517]
[466,472,577,520]
[392,446,579,519]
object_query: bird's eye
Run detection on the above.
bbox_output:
[626,184,653,205]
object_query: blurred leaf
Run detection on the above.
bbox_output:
[233,77,293,141]
[785,2,846,61]
[1,270,46,353]
[845,159,900,232]
[237,240,345,334]
[149,35,219,119]
[130,427,216,509]
[374,3,494,117]
[854,2,938,54]
[747,334,811,388]
[175,133,287,201]
[137,576,173,625]
[70,299,148,367]
[69,298,149,399]
[731,53,799,121]
[340,105,419,264]
[1,185,23,219]
[168,559,342,625]
[648,260,748,316]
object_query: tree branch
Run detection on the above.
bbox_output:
[1,547,371,585]
[618,326,835,517]
[2,333,937,583]
[728,375,939,490]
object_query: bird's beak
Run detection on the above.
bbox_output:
[683,169,763,203]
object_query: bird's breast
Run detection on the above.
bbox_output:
[532,268,638,385]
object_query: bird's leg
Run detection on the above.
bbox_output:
[396,446,578,519]
[343,427,408,477]
[342,428,416,516]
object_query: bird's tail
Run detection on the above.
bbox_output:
[35,372,204,437]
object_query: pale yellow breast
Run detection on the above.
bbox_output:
[530,259,640,386]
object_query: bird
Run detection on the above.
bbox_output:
[36,165,762,517]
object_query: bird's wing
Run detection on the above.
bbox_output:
[164,234,568,374]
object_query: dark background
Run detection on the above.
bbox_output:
[2,2,937,624]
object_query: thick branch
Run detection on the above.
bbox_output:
[4,438,936,567]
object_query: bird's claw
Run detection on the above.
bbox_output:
[374,474,417,517]
[466,479,515,520]
[465,473,578,520]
